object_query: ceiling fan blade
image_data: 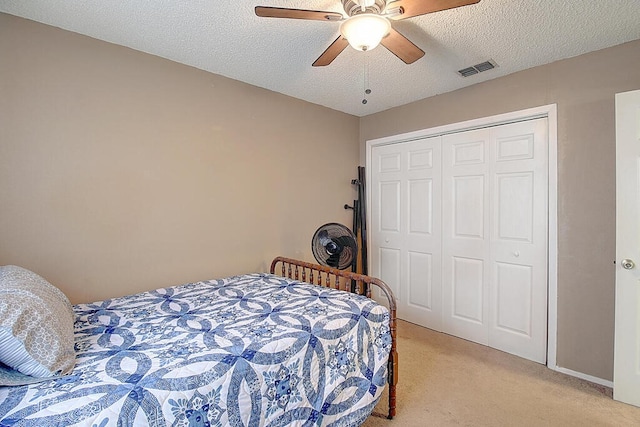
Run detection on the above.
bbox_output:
[381,28,425,64]
[312,36,349,67]
[255,6,343,21]
[387,0,480,20]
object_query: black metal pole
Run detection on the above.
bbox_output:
[358,166,368,276]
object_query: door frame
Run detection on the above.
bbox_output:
[365,104,559,370]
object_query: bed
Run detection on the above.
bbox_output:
[0,256,397,426]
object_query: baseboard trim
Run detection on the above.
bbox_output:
[552,366,613,388]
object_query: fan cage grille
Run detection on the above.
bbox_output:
[311,223,358,270]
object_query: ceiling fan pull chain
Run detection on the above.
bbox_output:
[362,53,371,104]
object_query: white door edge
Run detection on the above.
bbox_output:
[365,103,559,369]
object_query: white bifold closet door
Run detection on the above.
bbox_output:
[371,118,548,363]
[370,137,443,330]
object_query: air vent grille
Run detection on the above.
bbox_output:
[458,60,497,77]
[458,67,478,77]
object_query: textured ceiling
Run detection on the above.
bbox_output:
[1,0,639,116]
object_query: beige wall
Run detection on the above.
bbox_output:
[0,14,359,303]
[360,40,640,381]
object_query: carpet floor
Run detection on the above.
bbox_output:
[363,320,640,426]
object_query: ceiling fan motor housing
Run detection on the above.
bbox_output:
[342,0,387,16]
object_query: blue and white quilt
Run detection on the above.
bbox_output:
[0,273,391,426]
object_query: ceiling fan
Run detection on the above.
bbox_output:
[255,0,480,67]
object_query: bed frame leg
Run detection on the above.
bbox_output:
[387,348,398,419]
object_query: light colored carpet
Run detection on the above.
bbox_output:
[363,320,640,426]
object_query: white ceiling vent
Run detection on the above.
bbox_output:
[458,60,497,77]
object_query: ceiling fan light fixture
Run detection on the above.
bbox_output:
[340,13,391,51]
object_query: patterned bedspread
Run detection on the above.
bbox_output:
[0,273,391,426]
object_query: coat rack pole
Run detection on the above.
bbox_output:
[358,166,368,275]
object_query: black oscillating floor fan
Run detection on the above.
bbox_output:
[312,223,358,270]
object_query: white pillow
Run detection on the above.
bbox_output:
[0,265,76,385]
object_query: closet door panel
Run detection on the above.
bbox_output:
[451,256,484,324]
[408,251,433,310]
[442,129,491,345]
[495,262,533,335]
[371,137,442,330]
[489,118,548,363]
